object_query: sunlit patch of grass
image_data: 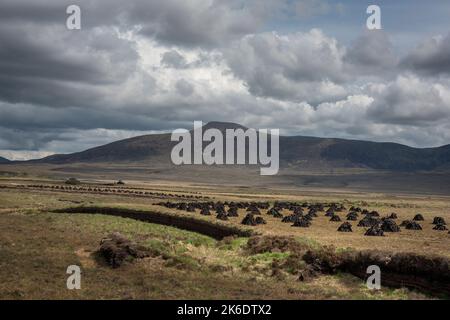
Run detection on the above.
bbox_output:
[248,252,290,264]
[293,236,322,251]
[164,254,203,270]
[217,237,248,251]
[335,247,356,254]
[239,252,292,277]
[143,239,169,256]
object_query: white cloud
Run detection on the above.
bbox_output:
[0,150,54,161]
[367,75,450,125]
[225,30,348,103]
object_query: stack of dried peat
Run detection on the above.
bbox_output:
[98,232,151,268]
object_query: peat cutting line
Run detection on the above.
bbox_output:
[52,206,254,240]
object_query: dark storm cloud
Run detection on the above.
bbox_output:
[0,0,278,48]
[344,30,398,75]
[0,127,60,150]
[0,102,170,132]
[128,0,280,48]
[0,0,68,24]
[0,19,139,109]
[0,25,108,84]
[401,33,450,76]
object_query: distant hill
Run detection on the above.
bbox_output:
[36,132,173,164]
[30,122,450,172]
[0,156,10,163]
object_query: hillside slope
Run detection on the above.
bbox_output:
[31,122,450,172]
[0,156,10,164]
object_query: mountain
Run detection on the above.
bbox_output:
[0,156,10,163]
[36,132,173,164]
[281,136,450,171]
[31,122,450,172]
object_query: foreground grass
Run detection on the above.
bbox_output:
[1,186,449,257]
[0,207,427,299]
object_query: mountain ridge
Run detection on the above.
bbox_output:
[0,156,10,163]
[25,121,450,172]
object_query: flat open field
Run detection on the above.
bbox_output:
[0,175,449,299]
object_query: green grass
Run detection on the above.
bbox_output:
[54,212,216,248]
[217,237,248,251]
[293,236,322,251]
[248,252,290,264]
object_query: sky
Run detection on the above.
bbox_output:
[1,0,450,160]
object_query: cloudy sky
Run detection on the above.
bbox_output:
[1,0,450,160]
